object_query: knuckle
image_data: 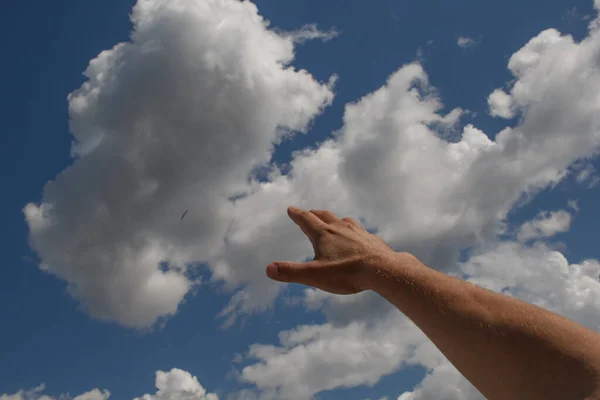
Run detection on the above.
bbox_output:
[341,217,357,227]
[324,225,338,235]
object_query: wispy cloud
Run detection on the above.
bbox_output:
[457,36,479,49]
[283,23,340,43]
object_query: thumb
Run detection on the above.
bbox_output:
[266,260,323,284]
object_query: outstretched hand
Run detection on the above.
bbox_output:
[265,206,398,294]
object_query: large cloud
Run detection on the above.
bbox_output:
[239,314,425,399]
[24,0,334,328]
[234,4,600,398]
[239,238,600,399]
[22,0,600,398]
[220,2,600,323]
[223,0,600,318]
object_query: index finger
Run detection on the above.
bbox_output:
[287,206,327,241]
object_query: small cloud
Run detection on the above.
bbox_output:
[563,7,579,22]
[415,41,435,63]
[567,200,580,212]
[562,6,593,23]
[517,210,572,243]
[457,36,479,49]
[488,88,515,119]
[415,46,425,62]
[574,163,600,188]
[284,24,340,44]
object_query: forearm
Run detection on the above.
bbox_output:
[370,252,600,400]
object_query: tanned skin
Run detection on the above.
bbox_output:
[266,206,600,400]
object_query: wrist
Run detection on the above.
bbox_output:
[364,251,422,292]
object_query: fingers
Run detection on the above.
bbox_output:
[310,209,340,224]
[266,261,322,285]
[310,210,361,228]
[287,206,327,240]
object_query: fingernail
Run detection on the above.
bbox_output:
[266,263,279,279]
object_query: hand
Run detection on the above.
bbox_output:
[265,206,398,295]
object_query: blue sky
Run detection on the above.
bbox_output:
[2,1,600,399]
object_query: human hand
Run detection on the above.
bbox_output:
[265,206,399,295]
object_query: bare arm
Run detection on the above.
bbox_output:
[373,252,600,400]
[267,207,600,400]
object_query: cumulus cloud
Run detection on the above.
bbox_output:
[516,209,572,242]
[222,11,600,322]
[24,0,334,328]
[134,369,218,400]
[240,241,600,399]
[0,385,110,400]
[1,369,216,400]
[23,0,600,397]
[487,88,514,118]
[239,314,426,399]
[235,5,600,398]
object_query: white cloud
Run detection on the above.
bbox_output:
[282,24,340,44]
[240,314,427,399]
[24,0,334,328]
[577,163,596,182]
[240,241,600,399]
[235,6,600,398]
[1,369,216,400]
[396,361,484,400]
[487,88,514,118]
[568,199,580,211]
[26,0,600,332]
[363,397,389,400]
[0,385,110,400]
[516,209,572,242]
[461,242,600,331]
[23,1,600,397]
[575,162,600,187]
[222,8,600,321]
[457,36,478,49]
[72,391,111,400]
[133,369,218,400]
